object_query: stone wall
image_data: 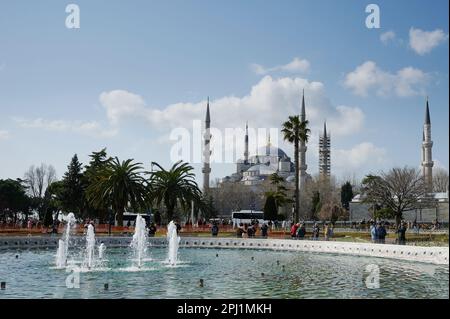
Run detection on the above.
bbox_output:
[0,236,448,265]
[349,201,449,223]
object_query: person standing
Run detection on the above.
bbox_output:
[148,223,157,237]
[377,222,387,244]
[312,223,320,240]
[211,223,219,237]
[290,223,300,239]
[370,221,378,243]
[261,223,269,238]
[296,223,306,240]
[396,221,407,245]
[324,223,332,241]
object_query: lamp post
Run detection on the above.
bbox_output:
[108,207,113,236]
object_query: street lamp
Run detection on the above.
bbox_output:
[108,207,113,236]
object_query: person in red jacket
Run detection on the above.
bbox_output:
[290,223,300,239]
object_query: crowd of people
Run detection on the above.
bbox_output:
[289,222,334,240]
[232,219,270,238]
[0,218,43,229]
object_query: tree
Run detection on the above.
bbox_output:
[310,191,321,220]
[23,163,56,198]
[198,195,218,220]
[268,173,291,213]
[373,207,395,220]
[84,148,112,221]
[23,163,57,220]
[86,157,148,226]
[340,181,354,211]
[362,167,427,226]
[0,179,30,222]
[149,161,202,222]
[61,154,85,217]
[281,115,310,222]
[42,180,65,226]
[433,168,449,193]
[263,194,278,221]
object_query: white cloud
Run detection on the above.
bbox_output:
[0,130,10,140]
[251,57,310,75]
[99,90,146,125]
[409,27,449,55]
[13,118,117,138]
[380,31,396,44]
[334,142,386,169]
[99,76,364,140]
[343,61,429,97]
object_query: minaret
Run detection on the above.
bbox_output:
[244,121,249,164]
[266,131,271,155]
[299,89,308,186]
[202,97,212,191]
[319,121,331,179]
[421,97,433,192]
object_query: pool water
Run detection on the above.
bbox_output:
[0,247,448,299]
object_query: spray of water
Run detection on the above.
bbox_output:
[98,243,106,260]
[84,224,96,269]
[167,220,179,266]
[55,213,76,268]
[130,214,149,268]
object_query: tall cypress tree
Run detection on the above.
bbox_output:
[340,181,354,211]
[84,148,112,221]
[263,194,278,221]
[61,154,84,217]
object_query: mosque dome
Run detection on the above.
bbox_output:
[256,145,288,158]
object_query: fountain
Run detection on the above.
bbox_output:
[167,220,180,266]
[55,213,76,268]
[130,214,149,268]
[98,243,106,260]
[84,224,96,269]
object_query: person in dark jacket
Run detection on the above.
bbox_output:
[148,223,157,237]
[260,223,269,238]
[296,223,306,239]
[211,223,219,237]
[396,221,407,245]
[236,223,246,238]
[377,222,387,244]
[312,223,320,240]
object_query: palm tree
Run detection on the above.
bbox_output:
[149,161,202,222]
[268,173,290,215]
[281,115,310,222]
[86,157,148,226]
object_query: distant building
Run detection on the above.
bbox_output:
[349,98,448,223]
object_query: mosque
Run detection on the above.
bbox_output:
[202,91,330,189]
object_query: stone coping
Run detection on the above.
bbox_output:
[0,236,448,265]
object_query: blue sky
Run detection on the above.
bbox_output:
[0,0,448,186]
